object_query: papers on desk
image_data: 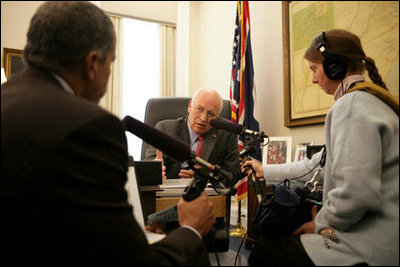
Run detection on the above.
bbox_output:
[125,166,146,229]
[145,230,166,244]
[125,166,166,244]
[156,178,218,197]
[160,178,194,188]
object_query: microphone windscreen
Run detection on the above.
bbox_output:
[210,118,243,135]
[122,116,192,162]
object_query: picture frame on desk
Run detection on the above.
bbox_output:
[262,136,292,165]
[307,145,325,159]
[294,142,313,162]
[3,48,24,80]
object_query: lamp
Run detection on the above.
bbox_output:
[1,67,7,84]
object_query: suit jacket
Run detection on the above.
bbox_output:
[1,66,210,266]
[144,116,241,184]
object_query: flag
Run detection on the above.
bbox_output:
[230,1,261,202]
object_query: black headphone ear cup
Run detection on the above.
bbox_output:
[322,53,347,80]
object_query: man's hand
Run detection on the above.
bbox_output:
[145,222,166,234]
[177,193,216,236]
[293,205,318,235]
[178,169,195,178]
[155,149,166,181]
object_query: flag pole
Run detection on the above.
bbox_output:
[229,199,246,237]
[229,0,256,239]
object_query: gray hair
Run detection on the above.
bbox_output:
[191,88,223,115]
[23,1,114,72]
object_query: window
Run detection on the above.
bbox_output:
[121,18,161,160]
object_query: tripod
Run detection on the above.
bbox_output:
[229,131,268,238]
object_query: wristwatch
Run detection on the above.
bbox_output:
[320,227,337,242]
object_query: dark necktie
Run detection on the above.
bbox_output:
[196,135,205,157]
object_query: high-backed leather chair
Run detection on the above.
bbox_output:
[140,97,231,160]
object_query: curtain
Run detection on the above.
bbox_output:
[160,25,176,97]
[100,15,176,114]
[99,15,124,118]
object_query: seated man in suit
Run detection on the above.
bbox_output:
[145,88,241,185]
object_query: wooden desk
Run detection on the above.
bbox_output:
[156,195,227,219]
[140,185,231,230]
[141,185,232,252]
[139,185,162,220]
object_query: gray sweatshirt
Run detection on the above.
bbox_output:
[263,77,399,266]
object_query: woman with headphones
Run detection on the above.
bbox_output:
[242,29,399,266]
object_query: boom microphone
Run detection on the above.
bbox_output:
[122,115,191,162]
[122,115,220,174]
[210,118,268,138]
[210,118,243,135]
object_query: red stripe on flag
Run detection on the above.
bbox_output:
[236,179,248,202]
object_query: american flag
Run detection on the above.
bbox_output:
[230,1,261,202]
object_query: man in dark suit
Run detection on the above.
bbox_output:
[145,88,241,185]
[1,2,215,266]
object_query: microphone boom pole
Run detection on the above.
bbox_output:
[210,117,268,237]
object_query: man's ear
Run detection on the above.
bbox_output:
[188,100,192,113]
[84,51,99,81]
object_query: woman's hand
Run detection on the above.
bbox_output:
[240,159,264,178]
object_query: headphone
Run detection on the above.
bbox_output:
[313,32,347,80]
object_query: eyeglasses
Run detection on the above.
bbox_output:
[193,106,218,119]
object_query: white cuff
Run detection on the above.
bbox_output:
[181,225,202,239]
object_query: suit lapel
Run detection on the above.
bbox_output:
[179,117,191,146]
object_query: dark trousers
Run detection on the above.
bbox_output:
[248,235,315,266]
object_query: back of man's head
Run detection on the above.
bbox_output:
[24,1,114,72]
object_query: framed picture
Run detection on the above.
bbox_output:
[282,1,399,127]
[262,136,292,165]
[306,145,325,159]
[294,142,313,162]
[3,47,24,80]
